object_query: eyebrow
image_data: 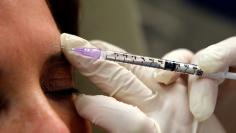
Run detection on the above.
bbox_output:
[44,52,65,66]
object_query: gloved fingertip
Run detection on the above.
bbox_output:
[148,118,161,133]
[198,56,222,73]
[73,94,92,113]
[156,49,192,85]
[60,33,75,49]
[154,71,179,85]
[196,46,227,73]
[60,33,67,49]
[60,33,99,68]
[60,33,90,51]
[190,102,214,122]
[72,92,80,101]
[189,79,218,121]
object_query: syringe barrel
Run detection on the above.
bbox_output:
[103,51,203,76]
[164,61,203,76]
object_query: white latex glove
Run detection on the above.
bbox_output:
[188,37,236,121]
[154,37,236,124]
[61,33,195,133]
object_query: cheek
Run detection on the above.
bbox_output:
[0,75,91,132]
[0,89,90,133]
[0,93,69,132]
[47,98,91,133]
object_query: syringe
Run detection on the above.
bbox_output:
[71,47,236,80]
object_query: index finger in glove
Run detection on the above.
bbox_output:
[61,33,157,107]
[74,94,161,133]
[189,37,236,121]
[155,49,193,85]
[89,40,161,90]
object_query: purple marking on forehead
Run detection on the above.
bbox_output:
[72,48,101,59]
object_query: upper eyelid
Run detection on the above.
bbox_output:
[40,51,69,76]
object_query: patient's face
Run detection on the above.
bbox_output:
[0,0,90,132]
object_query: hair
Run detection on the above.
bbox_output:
[47,0,79,35]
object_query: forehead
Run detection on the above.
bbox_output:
[0,0,60,74]
[0,33,60,72]
[0,29,60,76]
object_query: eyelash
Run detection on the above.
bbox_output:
[44,88,79,99]
[0,94,9,112]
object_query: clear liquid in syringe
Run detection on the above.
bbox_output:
[101,51,203,76]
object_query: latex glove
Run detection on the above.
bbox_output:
[188,38,236,122]
[61,33,195,133]
[155,37,236,123]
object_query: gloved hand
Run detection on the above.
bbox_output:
[188,37,236,122]
[156,37,236,123]
[61,33,195,133]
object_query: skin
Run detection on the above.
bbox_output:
[0,0,227,132]
[0,0,91,132]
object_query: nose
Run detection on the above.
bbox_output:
[14,90,70,133]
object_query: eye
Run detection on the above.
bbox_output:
[40,59,78,100]
[40,75,80,100]
[41,75,79,100]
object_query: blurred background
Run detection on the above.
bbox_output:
[49,0,236,132]
[138,0,236,57]
[78,0,236,58]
